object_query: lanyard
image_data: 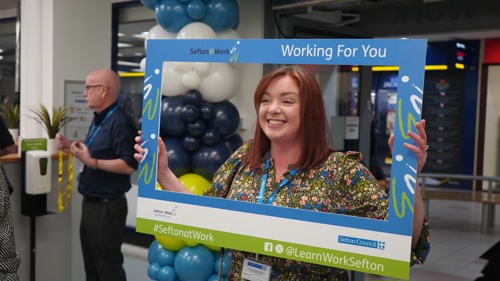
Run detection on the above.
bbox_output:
[86,105,118,147]
[257,153,299,205]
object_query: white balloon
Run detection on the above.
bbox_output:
[216,29,240,39]
[162,62,189,97]
[193,62,211,75]
[174,62,194,72]
[140,57,146,72]
[145,24,177,50]
[199,63,239,103]
[181,70,201,89]
[177,22,216,39]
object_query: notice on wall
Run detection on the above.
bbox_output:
[63,80,92,142]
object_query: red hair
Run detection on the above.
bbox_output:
[244,65,332,170]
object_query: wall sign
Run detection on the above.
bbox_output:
[63,80,92,142]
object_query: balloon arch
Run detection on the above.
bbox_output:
[139,1,241,280]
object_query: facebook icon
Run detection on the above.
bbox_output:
[264,242,273,252]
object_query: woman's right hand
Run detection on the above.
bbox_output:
[134,131,190,193]
[133,131,170,176]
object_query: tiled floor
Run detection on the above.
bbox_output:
[365,199,500,281]
[124,199,500,281]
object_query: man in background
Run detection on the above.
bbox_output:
[56,69,138,281]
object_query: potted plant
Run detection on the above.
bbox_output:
[28,104,74,153]
[0,102,20,141]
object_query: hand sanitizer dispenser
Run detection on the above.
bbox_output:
[26,150,51,194]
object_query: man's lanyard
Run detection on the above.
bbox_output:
[86,105,118,147]
[257,153,299,205]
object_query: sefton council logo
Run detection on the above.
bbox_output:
[338,235,385,250]
[189,41,240,62]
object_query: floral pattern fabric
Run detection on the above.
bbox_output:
[205,141,430,281]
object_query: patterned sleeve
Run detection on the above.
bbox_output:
[335,152,430,265]
[333,151,389,220]
[0,165,20,280]
[203,142,251,198]
[410,216,430,265]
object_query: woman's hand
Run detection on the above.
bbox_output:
[388,120,427,249]
[134,131,169,172]
[133,131,189,193]
[388,119,427,174]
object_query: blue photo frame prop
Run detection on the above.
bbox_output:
[137,39,427,279]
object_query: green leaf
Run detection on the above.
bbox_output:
[28,104,74,138]
[0,102,20,128]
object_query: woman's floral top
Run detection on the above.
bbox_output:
[204,142,430,281]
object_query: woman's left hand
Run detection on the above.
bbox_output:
[388,119,427,174]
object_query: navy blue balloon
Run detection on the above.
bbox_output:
[203,0,239,32]
[200,102,216,121]
[164,137,191,177]
[156,0,192,33]
[184,89,203,107]
[209,100,240,139]
[186,0,206,19]
[224,133,243,153]
[160,95,187,138]
[186,119,206,137]
[191,143,232,181]
[182,135,201,152]
[173,245,214,281]
[201,127,220,146]
[180,104,200,123]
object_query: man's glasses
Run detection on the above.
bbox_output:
[84,85,103,92]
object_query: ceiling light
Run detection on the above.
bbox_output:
[118,61,141,66]
[118,42,133,48]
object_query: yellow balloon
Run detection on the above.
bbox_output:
[179,173,211,195]
[154,235,186,251]
[155,182,162,190]
[203,243,221,251]
[184,240,199,247]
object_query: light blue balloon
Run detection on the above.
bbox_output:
[187,0,207,19]
[148,240,164,264]
[174,245,215,281]
[202,0,239,31]
[148,262,162,280]
[156,0,192,33]
[158,265,177,281]
[207,274,226,281]
[158,248,176,267]
[140,0,158,10]
[213,256,230,277]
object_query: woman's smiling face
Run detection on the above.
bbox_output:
[258,75,301,145]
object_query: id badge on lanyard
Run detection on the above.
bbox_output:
[241,257,272,281]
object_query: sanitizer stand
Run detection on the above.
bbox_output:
[20,138,54,281]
